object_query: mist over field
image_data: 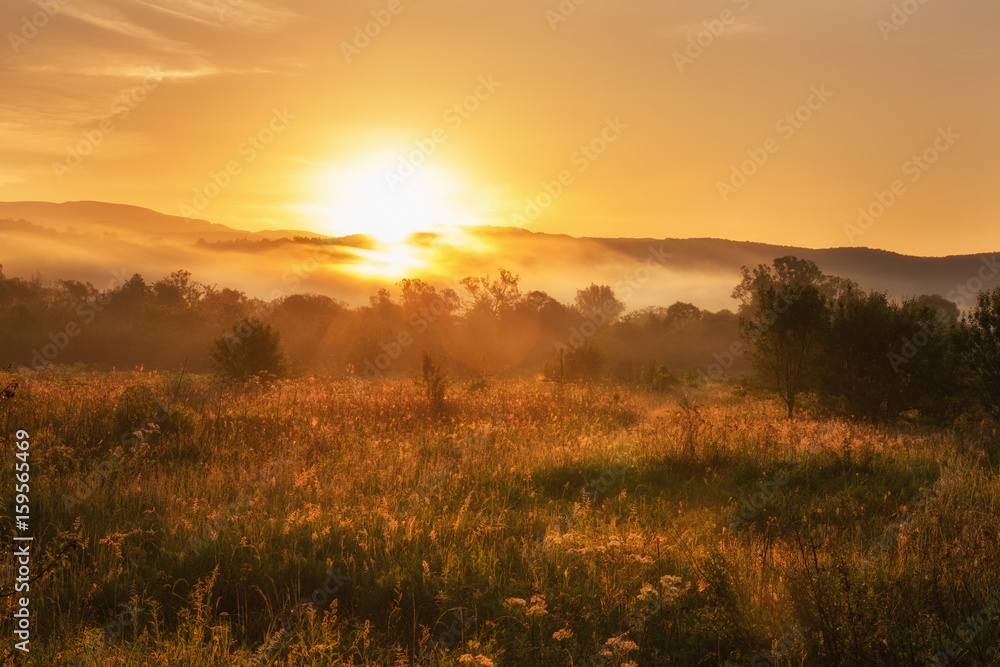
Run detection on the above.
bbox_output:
[1,201,997,314]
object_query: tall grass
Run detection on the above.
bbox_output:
[1,368,998,665]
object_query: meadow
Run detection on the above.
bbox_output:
[2,368,999,666]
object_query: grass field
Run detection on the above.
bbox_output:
[2,369,999,666]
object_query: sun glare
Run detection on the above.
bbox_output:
[345,244,428,279]
[314,153,473,244]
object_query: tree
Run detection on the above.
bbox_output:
[153,270,202,309]
[199,286,249,329]
[58,279,98,307]
[743,284,827,418]
[575,284,625,326]
[460,268,521,317]
[519,290,573,325]
[959,287,1000,418]
[369,288,398,316]
[911,294,960,325]
[274,294,342,322]
[210,319,287,381]
[818,288,952,421]
[398,278,459,326]
[114,274,153,306]
[732,256,855,316]
[735,257,837,418]
[664,302,702,330]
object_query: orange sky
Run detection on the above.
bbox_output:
[1,0,997,256]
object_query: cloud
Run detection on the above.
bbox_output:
[136,0,299,33]
[59,1,196,54]
[12,59,269,81]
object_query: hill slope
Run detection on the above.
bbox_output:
[1,201,996,311]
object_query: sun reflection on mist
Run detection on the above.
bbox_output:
[343,243,429,278]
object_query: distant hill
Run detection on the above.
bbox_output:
[0,200,310,243]
[1,200,996,311]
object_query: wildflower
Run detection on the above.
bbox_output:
[526,594,547,617]
[553,627,573,641]
[637,583,658,601]
[660,575,682,591]
[606,636,639,652]
[505,597,526,608]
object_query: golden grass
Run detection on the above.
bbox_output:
[1,369,998,665]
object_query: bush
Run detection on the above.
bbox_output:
[418,350,449,416]
[466,371,489,393]
[544,345,604,383]
[209,319,287,381]
[651,365,680,392]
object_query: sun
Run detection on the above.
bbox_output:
[312,152,473,244]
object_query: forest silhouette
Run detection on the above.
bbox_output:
[6,256,999,424]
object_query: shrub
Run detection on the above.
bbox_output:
[418,350,449,416]
[544,345,604,383]
[466,371,489,393]
[209,319,287,381]
[651,365,680,392]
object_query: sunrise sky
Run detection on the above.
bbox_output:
[1,0,997,256]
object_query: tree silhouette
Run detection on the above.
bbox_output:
[960,287,1000,418]
[735,257,834,418]
[744,284,827,418]
[210,319,287,381]
[818,288,951,421]
[460,268,521,317]
[575,283,625,325]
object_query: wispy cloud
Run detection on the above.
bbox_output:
[59,1,195,54]
[136,0,299,33]
[12,60,270,81]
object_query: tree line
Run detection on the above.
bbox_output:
[3,257,999,425]
[0,264,741,381]
[734,256,1000,423]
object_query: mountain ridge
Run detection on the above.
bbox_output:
[1,200,996,311]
